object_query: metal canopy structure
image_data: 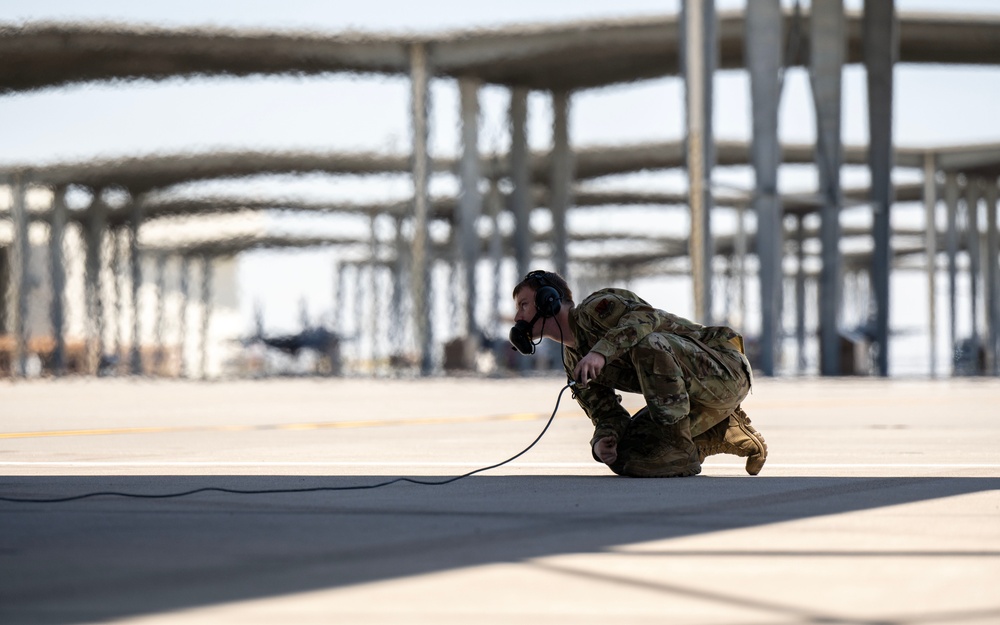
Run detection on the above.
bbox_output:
[3,11,1000,93]
[9,139,999,191]
[2,5,1000,379]
[10,151,415,193]
[5,138,997,211]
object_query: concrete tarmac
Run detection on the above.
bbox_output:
[1,376,998,624]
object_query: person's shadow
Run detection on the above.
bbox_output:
[2,474,999,624]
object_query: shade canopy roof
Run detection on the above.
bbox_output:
[2,10,1000,94]
[6,140,999,195]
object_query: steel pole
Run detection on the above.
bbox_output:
[746,0,783,375]
[810,0,845,376]
[409,43,433,375]
[865,0,897,376]
[682,0,716,324]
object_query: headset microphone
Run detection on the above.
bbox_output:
[509,314,539,355]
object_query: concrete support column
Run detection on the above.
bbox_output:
[985,180,999,375]
[153,253,167,375]
[550,90,574,278]
[732,204,748,330]
[8,174,28,377]
[984,180,999,375]
[338,262,351,351]
[487,180,504,339]
[809,0,845,376]
[199,255,213,380]
[369,215,380,369]
[945,172,960,358]
[353,263,365,368]
[129,196,143,374]
[85,194,108,375]
[923,153,939,377]
[488,181,509,367]
[795,215,808,374]
[109,228,124,371]
[458,77,483,338]
[409,42,434,375]
[682,0,717,324]
[745,0,782,375]
[178,255,190,378]
[360,261,372,371]
[509,87,532,279]
[390,215,407,356]
[966,181,982,356]
[48,184,68,376]
[865,0,897,377]
[331,257,341,333]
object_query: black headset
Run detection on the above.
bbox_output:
[509,270,563,355]
[528,270,563,318]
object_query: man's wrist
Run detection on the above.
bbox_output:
[589,341,616,363]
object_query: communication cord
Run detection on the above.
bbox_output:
[0,381,575,504]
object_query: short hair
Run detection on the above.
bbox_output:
[512,270,574,305]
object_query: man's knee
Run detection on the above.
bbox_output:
[610,412,701,478]
[632,339,691,426]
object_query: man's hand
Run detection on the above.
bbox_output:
[574,351,606,386]
[593,436,618,465]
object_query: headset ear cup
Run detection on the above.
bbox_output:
[535,285,561,318]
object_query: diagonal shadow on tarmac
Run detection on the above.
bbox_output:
[1,474,998,624]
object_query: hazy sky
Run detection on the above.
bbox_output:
[2,0,998,356]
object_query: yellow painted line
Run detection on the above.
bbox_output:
[507,412,544,421]
[0,409,588,440]
[0,426,177,439]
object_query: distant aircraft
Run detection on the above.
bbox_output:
[238,300,344,374]
[249,326,341,357]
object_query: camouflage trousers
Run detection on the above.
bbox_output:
[624,331,751,438]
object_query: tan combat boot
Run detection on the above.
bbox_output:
[694,406,767,475]
[611,415,701,478]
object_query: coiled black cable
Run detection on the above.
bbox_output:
[0,382,574,504]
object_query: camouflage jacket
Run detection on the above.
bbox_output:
[563,288,744,448]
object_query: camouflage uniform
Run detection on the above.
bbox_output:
[564,288,758,476]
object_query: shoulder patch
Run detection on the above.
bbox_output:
[594,297,616,319]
